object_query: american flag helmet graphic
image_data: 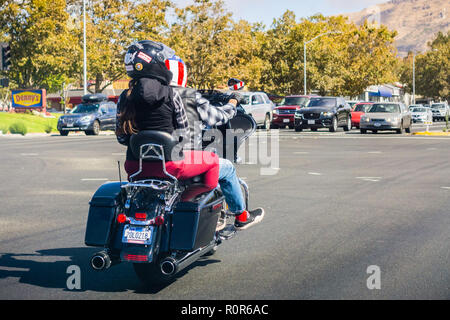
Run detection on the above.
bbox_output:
[165,55,188,87]
[228,78,245,91]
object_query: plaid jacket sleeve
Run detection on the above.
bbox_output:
[195,92,236,127]
[172,90,190,139]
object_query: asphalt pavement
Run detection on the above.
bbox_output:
[0,125,449,299]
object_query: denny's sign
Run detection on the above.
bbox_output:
[11,89,46,109]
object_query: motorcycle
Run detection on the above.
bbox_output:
[84,79,256,285]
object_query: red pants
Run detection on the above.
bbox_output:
[125,150,220,201]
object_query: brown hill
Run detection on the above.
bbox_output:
[345,0,449,56]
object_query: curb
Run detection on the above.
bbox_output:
[413,131,450,136]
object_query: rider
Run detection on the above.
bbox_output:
[116,40,264,230]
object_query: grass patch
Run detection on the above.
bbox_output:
[0,112,62,134]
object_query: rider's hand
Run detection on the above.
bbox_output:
[229,92,244,106]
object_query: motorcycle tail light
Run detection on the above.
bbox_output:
[135,213,147,221]
[154,216,164,226]
[123,254,148,262]
[117,214,127,224]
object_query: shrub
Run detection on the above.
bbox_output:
[9,122,28,135]
[0,124,8,134]
[44,121,53,134]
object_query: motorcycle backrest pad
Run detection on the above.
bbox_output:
[129,130,184,162]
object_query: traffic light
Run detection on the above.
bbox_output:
[1,44,11,71]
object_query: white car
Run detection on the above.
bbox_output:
[410,106,433,123]
[240,92,274,130]
[431,102,449,121]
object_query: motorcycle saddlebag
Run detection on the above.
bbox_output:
[85,182,123,247]
[170,197,222,251]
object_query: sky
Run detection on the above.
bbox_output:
[172,0,387,26]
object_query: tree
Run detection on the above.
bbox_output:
[0,0,78,92]
[414,31,449,100]
[67,0,171,93]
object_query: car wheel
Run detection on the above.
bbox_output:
[372,130,378,134]
[263,114,271,131]
[59,131,69,136]
[329,117,338,132]
[343,116,351,132]
[405,122,411,133]
[295,127,303,132]
[360,129,367,134]
[87,120,100,136]
[311,128,318,132]
[396,122,403,134]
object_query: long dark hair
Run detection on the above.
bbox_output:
[117,80,138,135]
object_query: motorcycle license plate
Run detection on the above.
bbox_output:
[122,225,152,244]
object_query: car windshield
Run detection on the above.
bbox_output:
[354,104,371,112]
[432,104,445,109]
[368,104,400,113]
[71,104,99,114]
[412,107,427,113]
[307,98,336,108]
[283,97,308,106]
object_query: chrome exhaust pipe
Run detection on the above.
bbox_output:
[90,251,112,271]
[160,257,178,276]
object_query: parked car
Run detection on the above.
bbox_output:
[408,104,424,111]
[294,97,352,132]
[57,94,117,136]
[410,106,433,123]
[346,101,360,109]
[240,92,274,130]
[360,102,412,134]
[351,102,374,129]
[271,95,316,129]
[431,102,449,121]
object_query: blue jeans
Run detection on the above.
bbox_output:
[218,158,246,214]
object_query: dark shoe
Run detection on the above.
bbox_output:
[234,208,265,230]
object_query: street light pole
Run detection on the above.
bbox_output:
[303,31,342,95]
[412,53,416,105]
[83,0,87,95]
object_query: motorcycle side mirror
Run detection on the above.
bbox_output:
[228,78,245,91]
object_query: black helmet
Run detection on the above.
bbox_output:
[124,40,175,85]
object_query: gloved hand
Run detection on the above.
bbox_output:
[229,92,245,105]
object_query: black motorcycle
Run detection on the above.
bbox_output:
[84,81,256,285]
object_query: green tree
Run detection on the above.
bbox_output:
[415,31,449,100]
[67,0,171,93]
[0,0,78,92]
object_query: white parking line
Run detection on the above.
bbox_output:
[111,153,126,156]
[20,153,39,156]
[308,172,322,176]
[368,151,382,154]
[81,178,109,182]
[294,152,310,155]
[441,187,450,190]
[357,177,382,182]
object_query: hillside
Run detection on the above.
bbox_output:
[345,0,449,56]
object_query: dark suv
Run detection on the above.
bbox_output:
[57,94,117,136]
[294,97,352,132]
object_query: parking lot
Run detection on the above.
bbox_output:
[0,126,449,299]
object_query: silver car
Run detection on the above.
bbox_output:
[240,92,274,130]
[360,103,412,134]
[411,106,433,123]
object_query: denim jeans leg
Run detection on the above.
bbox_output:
[218,158,246,214]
